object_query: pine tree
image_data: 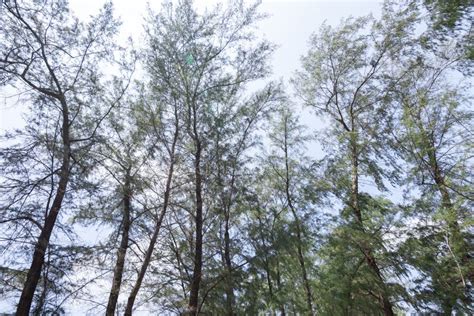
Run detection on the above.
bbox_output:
[143,0,278,313]
[293,10,418,314]
[388,44,473,314]
[0,1,128,313]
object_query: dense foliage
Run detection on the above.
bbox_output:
[0,0,472,315]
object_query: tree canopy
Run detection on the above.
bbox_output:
[0,0,472,315]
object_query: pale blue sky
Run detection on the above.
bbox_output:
[0,1,385,314]
[1,0,383,133]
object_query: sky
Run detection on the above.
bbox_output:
[70,0,384,80]
[0,0,385,314]
[1,0,384,133]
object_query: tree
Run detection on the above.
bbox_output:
[265,107,316,314]
[143,0,277,313]
[123,82,182,315]
[234,106,323,315]
[422,0,473,31]
[97,103,149,316]
[0,0,128,313]
[241,184,290,314]
[202,83,279,315]
[293,10,418,315]
[0,0,471,314]
[411,0,474,71]
[387,46,473,313]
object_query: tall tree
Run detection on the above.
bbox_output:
[388,49,473,313]
[0,1,128,314]
[0,0,471,314]
[265,108,315,315]
[98,104,148,316]
[144,0,276,313]
[293,10,417,314]
[202,84,279,315]
[123,84,182,315]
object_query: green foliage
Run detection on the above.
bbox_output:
[315,196,408,315]
[423,0,473,30]
[0,0,472,314]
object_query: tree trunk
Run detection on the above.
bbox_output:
[123,197,165,316]
[188,137,203,315]
[275,259,285,316]
[427,148,471,293]
[106,172,132,316]
[257,214,274,305]
[124,117,178,315]
[16,97,71,316]
[282,120,314,315]
[349,134,394,316]
[223,214,235,316]
[428,150,464,245]
[292,220,313,315]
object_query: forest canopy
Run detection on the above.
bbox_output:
[0,0,472,315]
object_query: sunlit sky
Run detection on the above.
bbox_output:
[70,0,384,80]
[1,0,384,133]
[1,1,386,314]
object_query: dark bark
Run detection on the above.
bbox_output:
[256,214,274,303]
[106,171,132,316]
[188,101,204,314]
[124,111,179,315]
[16,97,71,316]
[3,3,120,313]
[188,144,203,314]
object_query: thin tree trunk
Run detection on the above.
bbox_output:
[416,115,469,281]
[188,101,204,314]
[188,145,203,314]
[16,97,71,316]
[289,211,313,314]
[124,112,179,315]
[223,214,235,316]
[256,214,274,305]
[106,172,132,316]
[349,134,394,316]
[275,258,285,316]
[432,154,465,250]
[428,148,470,295]
[282,117,314,315]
